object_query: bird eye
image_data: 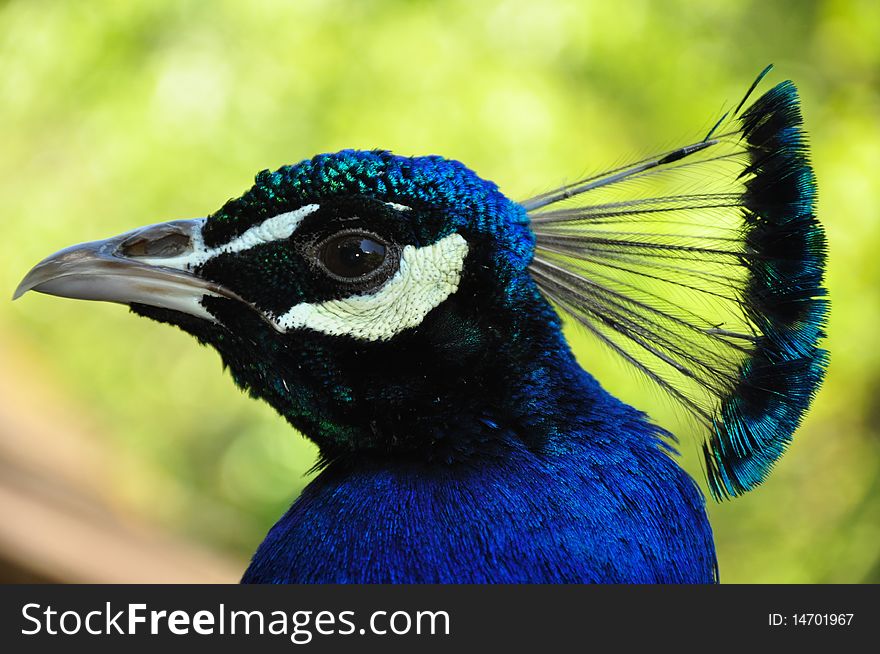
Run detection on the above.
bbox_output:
[317,231,389,280]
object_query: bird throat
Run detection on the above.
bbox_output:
[160,279,612,469]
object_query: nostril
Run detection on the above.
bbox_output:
[120,228,192,258]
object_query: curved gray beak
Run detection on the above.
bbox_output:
[13,219,242,323]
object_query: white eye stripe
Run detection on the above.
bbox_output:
[273,233,468,341]
[140,204,321,271]
[385,202,412,212]
[223,204,321,256]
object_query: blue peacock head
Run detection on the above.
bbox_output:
[15,150,567,464]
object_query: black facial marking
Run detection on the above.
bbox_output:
[194,195,442,319]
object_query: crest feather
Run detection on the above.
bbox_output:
[524,68,828,499]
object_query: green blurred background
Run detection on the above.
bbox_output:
[0,0,877,583]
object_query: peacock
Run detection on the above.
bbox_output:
[14,68,827,583]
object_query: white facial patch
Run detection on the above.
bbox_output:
[274,233,469,341]
[139,204,321,271]
[385,202,412,212]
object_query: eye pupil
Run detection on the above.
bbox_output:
[320,234,387,278]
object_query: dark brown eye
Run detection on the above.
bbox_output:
[318,232,388,279]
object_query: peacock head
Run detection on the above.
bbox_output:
[14,150,557,462]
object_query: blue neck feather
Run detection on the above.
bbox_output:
[242,325,717,583]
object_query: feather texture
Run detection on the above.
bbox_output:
[524,71,828,499]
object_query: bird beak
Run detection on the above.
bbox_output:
[13,218,242,323]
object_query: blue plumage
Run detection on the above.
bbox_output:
[15,72,825,583]
[243,357,717,583]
